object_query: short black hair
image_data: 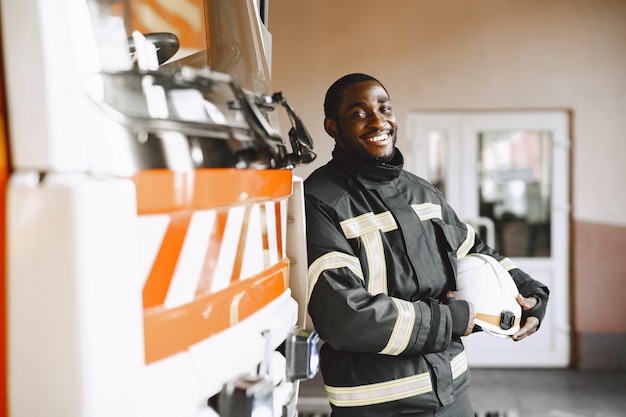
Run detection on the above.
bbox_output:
[323,73,388,121]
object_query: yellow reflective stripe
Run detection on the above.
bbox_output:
[307,252,364,302]
[456,223,476,259]
[499,257,517,271]
[325,351,469,408]
[340,211,397,238]
[340,212,396,296]
[379,298,415,356]
[361,230,387,295]
[325,372,432,407]
[411,203,442,221]
[451,351,468,379]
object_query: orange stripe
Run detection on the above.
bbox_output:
[231,206,252,282]
[129,0,207,50]
[132,168,293,215]
[476,313,521,329]
[195,211,227,296]
[143,258,289,363]
[275,201,283,257]
[260,204,270,264]
[142,212,192,308]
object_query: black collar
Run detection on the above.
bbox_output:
[330,146,404,184]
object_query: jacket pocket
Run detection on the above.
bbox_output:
[430,219,460,290]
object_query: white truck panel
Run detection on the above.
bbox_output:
[7,173,142,417]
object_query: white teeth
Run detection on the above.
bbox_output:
[367,134,388,142]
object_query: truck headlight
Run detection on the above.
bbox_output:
[285,327,320,381]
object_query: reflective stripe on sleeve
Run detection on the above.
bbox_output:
[324,351,468,407]
[307,252,364,302]
[456,223,476,259]
[499,257,518,271]
[451,351,468,379]
[379,298,416,356]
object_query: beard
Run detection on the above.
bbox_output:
[364,146,397,164]
[337,127,397,165]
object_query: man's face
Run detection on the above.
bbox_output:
[325,80,397,163]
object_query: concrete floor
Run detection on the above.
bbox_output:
[297,368,626,417]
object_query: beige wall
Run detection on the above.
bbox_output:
[269,0,626,367]
[270,0,626,225]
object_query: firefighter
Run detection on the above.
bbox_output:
[304,73,549,417]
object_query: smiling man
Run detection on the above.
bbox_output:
[323,76,397,163]
[304,73,549,417]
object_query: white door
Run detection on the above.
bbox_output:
[406,111,570,367]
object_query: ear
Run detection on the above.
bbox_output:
[324,117,338,139]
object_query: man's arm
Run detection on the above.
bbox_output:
[440,197,550,338]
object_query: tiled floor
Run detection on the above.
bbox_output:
[297,368,626,417]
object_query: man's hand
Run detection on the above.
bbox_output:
[512,294,539,341]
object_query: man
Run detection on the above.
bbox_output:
[304,73,549,417]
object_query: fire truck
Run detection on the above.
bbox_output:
[0,0,318,416]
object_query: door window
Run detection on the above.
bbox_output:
[478,130,552,257]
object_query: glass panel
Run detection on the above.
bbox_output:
[478,130,552,257]
[427,130,448,197]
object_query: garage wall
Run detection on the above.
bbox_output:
[269,0,626,369]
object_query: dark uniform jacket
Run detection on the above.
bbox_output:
[304,147,549,417]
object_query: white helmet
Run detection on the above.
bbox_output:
[453,253,521,338]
